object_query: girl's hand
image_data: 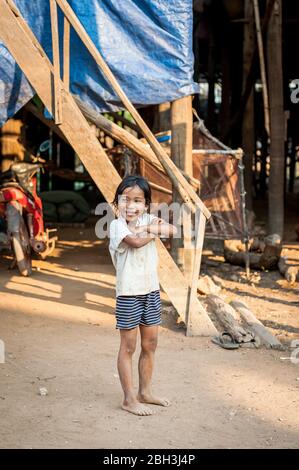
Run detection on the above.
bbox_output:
[151,217,163,225]
[133,225,150,237]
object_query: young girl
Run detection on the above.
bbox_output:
[109,175,177,416]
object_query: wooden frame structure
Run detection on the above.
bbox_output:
[0,0,218,336]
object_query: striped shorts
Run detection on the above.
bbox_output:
[115,290,162,330]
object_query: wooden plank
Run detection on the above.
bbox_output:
[0,0,217,336]
[182,205,194,283]
[109,112,139,134]
[171,96,193,174]
[185,212,208,337]
[63,17,70,91]
[49,0,62,124]
[157,238,218,336]
[55,0,211,219]
[171,96,194,271]
[231,300,284,349]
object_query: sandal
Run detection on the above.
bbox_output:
[211,332,240,350]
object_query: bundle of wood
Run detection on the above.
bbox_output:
[204,294,284,350]
[224,234,299,285]
[224,234,282,270]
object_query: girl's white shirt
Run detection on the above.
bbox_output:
[109,213,160,296]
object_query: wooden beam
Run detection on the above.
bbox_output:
[242,0,255,211]
[63,17,70,91]
[267,0,284,237]
[55,0,210,219]
[171,96,194,273]
[108,112,140,134]
[49,0,62,124]
[252,0,270,136]
[0,0,216,336]
[185,212,206,337]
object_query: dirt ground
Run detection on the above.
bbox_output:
[0,222,299,449]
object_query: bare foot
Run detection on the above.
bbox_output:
[122,400,153,416]
[138,393,171,407]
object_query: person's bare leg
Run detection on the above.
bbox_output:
[118,328,153,416]
[137,325,171,407]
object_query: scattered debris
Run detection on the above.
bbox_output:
[197,275,221,295]
[38,387,48,396]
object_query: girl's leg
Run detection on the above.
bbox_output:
[118,327,153,416]
[137,325,171,407]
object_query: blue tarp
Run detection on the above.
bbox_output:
[0,0,199,126]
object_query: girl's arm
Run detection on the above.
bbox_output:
[136,218,178,238]
[123,233,156,249]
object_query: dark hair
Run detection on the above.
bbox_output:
[113,175,151,208]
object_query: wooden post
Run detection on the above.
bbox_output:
[185,212,206,337]
[0,119,24,171]
[242,0,255,211]
[153,102,171,133]
[267,0,284,236]
[171,95,194,277]
[252,0,270,136]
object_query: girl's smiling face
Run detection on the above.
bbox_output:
[118,185,147,223]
